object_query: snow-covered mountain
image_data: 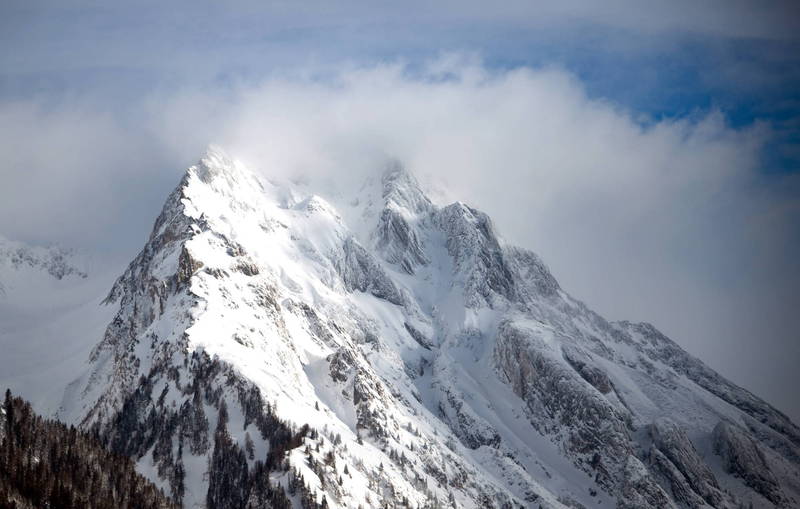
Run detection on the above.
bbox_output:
[42,147,800,508]
[0,236,116,416]
[0,235,87,286]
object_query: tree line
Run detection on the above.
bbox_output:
[1,389,176,509]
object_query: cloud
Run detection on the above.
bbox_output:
[0,57,798,420]
[3,1,799,90]
[0,100,178,259]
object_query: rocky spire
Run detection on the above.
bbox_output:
[380,159,433,216]
[373,161,431,274]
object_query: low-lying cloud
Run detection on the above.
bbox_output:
[1,58,798,420]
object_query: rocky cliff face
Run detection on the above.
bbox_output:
[60,147,800,508]
[647,418,725,508]
[713,422,786,505]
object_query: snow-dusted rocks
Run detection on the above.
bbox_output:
[0,235,87,282]
[334,237,404,305]
[493,319,648,496]
[713,421,785,505]
[373,164,432,275]
[51,146,799,508]
[648,418,726,508]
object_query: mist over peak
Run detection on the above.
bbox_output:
[2,4,799,506]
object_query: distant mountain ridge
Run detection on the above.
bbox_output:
[0,235,87,282]
[9,146,797,508]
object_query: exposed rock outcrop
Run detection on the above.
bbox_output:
[648,418,725,508]
[713,421,785,505]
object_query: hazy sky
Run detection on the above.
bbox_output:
[1,1,799,421]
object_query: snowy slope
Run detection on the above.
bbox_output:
[0,236,116,416]
[53,147,800,508]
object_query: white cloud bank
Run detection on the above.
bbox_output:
[1,58,798,420]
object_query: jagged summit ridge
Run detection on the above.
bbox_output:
[381,160,433,216]
[65,147,799,509]
[371,160,432,274]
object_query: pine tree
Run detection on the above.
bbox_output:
[0,391,175,509]
[245,431,255,460]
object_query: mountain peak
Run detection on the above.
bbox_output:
[379,159,432,216]
[190,144,243,183]
[55,149,800,509]
[380,157,407,182]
